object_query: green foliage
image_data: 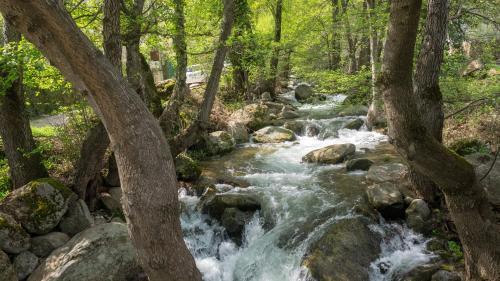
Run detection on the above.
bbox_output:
[448,139,489,156]
[31,126,58,138]
[0,41,22,96]
[447,240,464,259]
[0,158,11,201]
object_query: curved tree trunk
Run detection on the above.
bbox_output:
[0,22,48,189]
[408,0,449,205]
[0,1,202,280]
[380,0,500,279]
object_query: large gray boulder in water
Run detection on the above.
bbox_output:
[253,126,296,143]
[294,83,313,101]
[366,182,405,219]
[302,217,381,281]
[27,223,142,281]
[302,144,356,164]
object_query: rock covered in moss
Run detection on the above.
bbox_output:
[343,118,364,130]
[13,251,39,280]
[175,153,202,182]
[200,193,261,220]
[252,126,296,143]
[337,104,369,117]
[302,144,356,164]
[0,212,31,254]
[283,121,305,134]
[0,250,17,281]
[0,179,76,235]
[204,131,235,155]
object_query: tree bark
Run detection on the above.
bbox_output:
[330,0,341,70]
[269,0,283,96]
[0,1,202,280]
[408,0,449,205]
[0,22,48,189]
[159,0,188,137]
[380,0,500,279]
[169,0,236,157]
[341,0,358,74]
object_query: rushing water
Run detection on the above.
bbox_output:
[179,94,435,281]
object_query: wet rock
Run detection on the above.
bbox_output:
[283,121,304,134]
[294,83,313,101]
[280,109,300,119]
[366,163,407,184]
[227,122,249,144]
[346,158,374,171]
[13,251,38,280]
[0,212,31,254]
[366,183,405,219]
[174,153,202,182]
[402,263,441,281]
[343,118,364,130]
[59,199,93,236]
[27,223,141,281]
[261,92,272,101]
[337,105,369,117]
[204,131,236,155]
[0,179,76,235]
[302,143,356,164]
[306,125,320,137]
[30,232,70,258]
[406,199,431,234]
[221,208,253,245]
[200,194,260,220]
[230,103,273,131]
[100,187,122,212]
[253,126,296,143]
[431,270,461,281]
[0,250,18,281]
[302,217,381,281]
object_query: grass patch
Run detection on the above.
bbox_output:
[31,126,57,138]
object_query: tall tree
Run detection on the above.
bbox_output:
[0,21,48,189]
[0,1,202,280]
[329,0,341,70]
[408,0,449,205]
[379,0,500,279]
[341,0,358,73]
[269,0,283,97]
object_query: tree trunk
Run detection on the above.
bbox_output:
[169,0,236,157]
[330,0,341,70]
[159,0,188,137]
[341,0,358,74]
[0,22,48,189]
[73,0,121,199]
[269,0,283,97]
[380,0,500,280]
[0,1,202,280]
[366,0,385,129]
[408,0,449,205]
[357,1,370,69]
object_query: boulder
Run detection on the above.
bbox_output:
[431,270,461,281]
[204,131,235,155]
[253,126,296,143]
[294,83,313,101]
[0,212,30,254]
[0,179,76,235]
[306,125,320,137]
[99,187,122,212]
[13,251,38,280]
[227,122,249,144]
[30,232,70,258]
[366,183,405,219]
[59,199,93,236]
[27,223,142,281]
[221,208,253,245]
[406,199,431,234]
[343,118,364,130]
[261,92,272,101]
[230,103,273,131]
[0,250,17,281]
[200,194,260,220]
[302,144,356,164]
[283,121,304,135]
[337,105,369,117]
[465,153,500,207]
[366,163,407,184]
[280,109,300,120]
[346,158,374,171]
[403,263,441,281]
[174,153,202,182]
[302,217,381,281]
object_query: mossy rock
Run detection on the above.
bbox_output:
[252,126,296,143]
[448,139,489,156]
[155,79,176,99]
[0,178,76,235]
[175,153,202,182]
[203,131,236,156]
[0,212,31,254]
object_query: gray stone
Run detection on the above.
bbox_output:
[432,270,461,281]
[227,122,249,144]
[0,250,17,281]
[346,158,374,171]
[30,232,70,258]
[302,144,356,164]
[174,154,201,182]
[204,131,235,155]
[261,92,272,101]
[0,212,31,254]
[221,208,253,245]
[253,126,296,143]
[283,121,304,134]
[13,251,38,280]
[59,200,93,236]
[366,163,407,184]
[306,125,320,137]
[200,194,261,220]
[294,83,313,101]
[403,264,441,281]
[366,182,405,219]
[230,103,274,131]
[280,108,300,119]
[27,223,142,281]
[337,105,369,117]
[0,179,76,235]
[343,118,364,130]
[100,187,122,212]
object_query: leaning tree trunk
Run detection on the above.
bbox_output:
[408,0,449,206]
[0,1,202,280]
[269,0,283,97]
[380,0,500,280]
[0,22,48,188]
[159,0,189,137]
[169,0,236,157]
[73,0,121,200]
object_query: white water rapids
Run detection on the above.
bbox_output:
[179,95,436,281]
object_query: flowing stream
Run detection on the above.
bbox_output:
[179,94,435,281]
